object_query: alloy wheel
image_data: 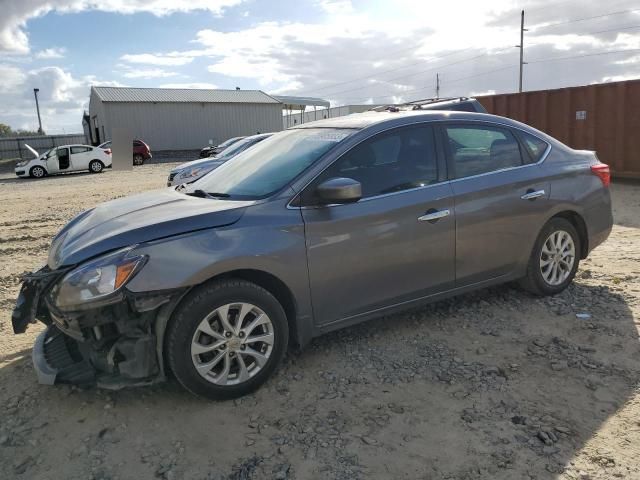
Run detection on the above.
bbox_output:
[539,230,575,286]
[190,303,274,386]
[32,167,44,178]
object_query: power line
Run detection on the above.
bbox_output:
[341,46,640,105]
[532,8,640,30]
[526,47,640,64]
[320,47,515,99]
[300,47,475,96]
[341,64,518,104]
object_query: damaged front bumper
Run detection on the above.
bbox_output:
[12,266,186,389]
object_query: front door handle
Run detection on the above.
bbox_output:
[521,189,545,201]
[418,208,450,223]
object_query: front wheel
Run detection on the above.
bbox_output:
[89,160,104,173]
[519,217,581,296]
[166,279,288,400]
[30,166,46,178]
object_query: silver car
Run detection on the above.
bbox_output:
[12,110,612,399]
[167,134,272,187]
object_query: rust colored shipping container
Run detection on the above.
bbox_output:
[478,79,640,178]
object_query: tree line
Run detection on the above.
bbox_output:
[0,123,44,137]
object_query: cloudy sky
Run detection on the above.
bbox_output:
[0,0,639,133]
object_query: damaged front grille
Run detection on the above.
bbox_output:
[41,326,95,385]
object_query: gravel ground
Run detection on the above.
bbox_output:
[0,166,638,480]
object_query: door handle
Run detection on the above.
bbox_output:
[521,189,545,201]
[418,208,450,223]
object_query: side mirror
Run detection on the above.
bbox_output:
[316,177,362,204]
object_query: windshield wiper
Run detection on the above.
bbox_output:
[185,189,230,199]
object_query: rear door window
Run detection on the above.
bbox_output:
[444,125,524,179]
[71,146,91,154]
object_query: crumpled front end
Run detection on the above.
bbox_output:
[12,266,185,389]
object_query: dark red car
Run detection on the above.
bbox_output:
[98,139,152,165]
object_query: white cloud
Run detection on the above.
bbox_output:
[121,68,178,79]
[0,0,244,54]
[0,63,26,92]
[316,0,354,15]
[120,53,194,66]
[35,47,66,59]
[0,63,122,133]
[159,82,219,89]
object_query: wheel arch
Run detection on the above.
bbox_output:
[166,268,300,350]
[549,210,589,259]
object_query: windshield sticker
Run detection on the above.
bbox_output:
[306,131,350,143]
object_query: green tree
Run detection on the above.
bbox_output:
[0,123,44,137]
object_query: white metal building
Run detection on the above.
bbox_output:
[88,87,285,150]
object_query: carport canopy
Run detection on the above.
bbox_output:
[273,95,330,127]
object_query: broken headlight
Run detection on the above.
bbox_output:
[51,247,147,310]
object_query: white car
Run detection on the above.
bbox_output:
[15,144,112,178]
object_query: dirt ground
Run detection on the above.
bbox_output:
[0,166,639,480]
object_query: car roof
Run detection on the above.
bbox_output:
[289,109,542,134]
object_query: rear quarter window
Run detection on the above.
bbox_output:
[519,131,549,163]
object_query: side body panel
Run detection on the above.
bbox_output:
[126,194,315,344]
[450,165,551,286]
[301,183,455,326]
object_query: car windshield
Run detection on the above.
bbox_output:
[217,136,243,148]
[216,136,264,160]
[44,148,56,158]
[99,141,111,149]
[186,128,353,199]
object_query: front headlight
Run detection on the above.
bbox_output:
[16,160,28,167]
[178,166,213,179]
[51,247,147,310]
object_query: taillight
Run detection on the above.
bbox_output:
[591,163,610,187]
[105,148,112,155]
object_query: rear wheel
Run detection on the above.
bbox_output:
[166,279,288,400]
[133,154,144,166]
[519,217,580,296]
[89,160,104,173]
[29,166,46,178]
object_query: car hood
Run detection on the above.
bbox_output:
[24,144,39,159]
[48,188,255,269]
[172,157,225,172]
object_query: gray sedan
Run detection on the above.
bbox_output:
[12,110,612,400]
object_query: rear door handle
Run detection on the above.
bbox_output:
[418,208,450,223]
[521,189,545,201]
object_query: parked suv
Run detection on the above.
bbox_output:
[98,139,152,165]
[13,110,612,400]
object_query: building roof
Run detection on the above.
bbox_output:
[91,86,280,104]
[272,95,330,108]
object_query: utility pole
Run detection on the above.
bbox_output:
[436,73,440,99]
[33,88,43,134]
[516,10,528,93]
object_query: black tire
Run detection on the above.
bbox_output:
[519,217,581,296]
[29,166,46,178]
[89,160,104,173]
[166,279,289,400]
[133,154,144,166]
